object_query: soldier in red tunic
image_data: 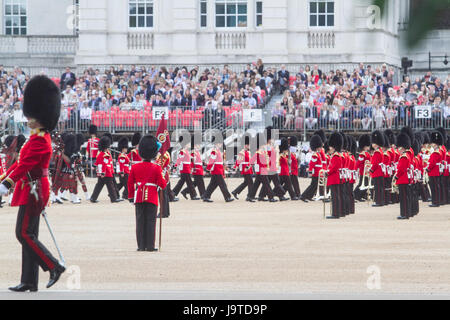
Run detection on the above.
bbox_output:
[394,133,412,219]
[90,137,121,203]
[128,132,143,166]
[289,136,302,199]
[86,125,99,176]
[128,135,167,252]
[427,131,444,208]
[116,137,130,200]
[370,130,386,207]
[279,138,297,200]
[436,128,448,205]
[173,137,198,200]
[300,134,323,201]
[354,134,371,202]
[0,75,66,292]
[231,136,254,202]
[326,132,344,219]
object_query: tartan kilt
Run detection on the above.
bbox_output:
[60,172,78,194]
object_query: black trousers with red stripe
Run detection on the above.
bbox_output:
[429,176,441,206]
[91,177,119,202]
[398,184,410,218]
[301,176,318,200]
[259,174,285,199]
[440,175,448,205]
[116,173,129,199]
[173,173,197,199]
[373,177,385,206]
[279,175,296,199]
[232,175,254,198]
[135,203,157,250]
[15,205,59,287]
[330,184,343,218]
[249,175,275,200]
[203,175,232,200]
[290,175,301,198]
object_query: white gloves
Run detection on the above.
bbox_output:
[0,184,9,196]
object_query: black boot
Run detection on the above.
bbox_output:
[47,264,66,289]
[8,283,38,292]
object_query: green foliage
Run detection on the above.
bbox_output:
[373,0,449,48]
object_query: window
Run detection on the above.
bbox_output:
[256,1,262,27]
[216,0,247,28]
[4,0,27,35]
[129,0,153,28]
[309,0,334,27]
[200,0,207,28]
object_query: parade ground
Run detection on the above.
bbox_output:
[0,178,449,299]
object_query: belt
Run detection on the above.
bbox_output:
[137,182,157,187]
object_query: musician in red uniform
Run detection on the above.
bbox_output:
[300,134,323,202]
[289,136,302,199]
[86,125,99,175]
[0,76,65,292]
[182,141,206,200]
[116,137,130,200]
[279,138,297,200]
[326,132,344,219]
[128,132,142,166]
[264,127,287,201]
[382,133,392,206]
[203,138,234,203]
[427,131,444,208]
[348,136,357,214]
[90,137,121,203]
[128,135,167,252]
[247,135,277,202]
[173,137,198,200]
[394,133,412,220]
[340,133,350,216]
[436,128,448,205]
[370,131,386,207]
[231,136,255,202]
[354,134,371,202]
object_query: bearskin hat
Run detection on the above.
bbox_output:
[396,133,411,150]
[436,127,447,142]
[76,133,85,152]
[23,75,61,131]
[290,136,298,147]
[446,137,450,150]
[328,132,343,152]
[244,135,251,146]
[266,126,275,141]
[371,130,385,147]
[340,132,347,151]
[103,133,113,145]
[98,136,111,152]
[314,129,326,144]
[279,138,290,153]
[138,135,159,160]
[310,134,323,151]
[384,129,396,146]
[350,136,357,156]
[256,133,267,149]
[400,126,415,145]
[422,131,431,145]
[16,134,26,153]
[89,125,98,136]
[118,137,129,151]
[4,135,16,148]
[430,131,444,146]
[414,132,424,147]
[382,132,390,148]
[358,134,371,150]
[63,134,77,157]
[411,140,420,157]
[132,132,142,147]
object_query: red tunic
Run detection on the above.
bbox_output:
[395,154,410,185]
[327,152,342,186]
[191,150,204,176]
[383,152,391,178]
[441,146,449,177]
[248,149,269,175]
[370,148,384,178]
[2,130,52,213]
[349,154,356,184]
[86,137,99,159]
[206,149,225,176]
[95,151,114,177]
[320,149,327,169]
[279,154,290,176]
[234,149,253,175]
[128,148,142,166]
[290,153,299,176]
[128,161,167,205]
[175,149,192,174]
[427,151,441,177]
[117,152,131,174]
[308,152,323,177]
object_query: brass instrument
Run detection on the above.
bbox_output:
[391,177,399,195]
[359,162,373,191]
[313,169,327,201]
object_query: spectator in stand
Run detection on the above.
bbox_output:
[60,66,76,89]
[278,65,290,94]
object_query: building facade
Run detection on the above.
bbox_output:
[0,0,448,77]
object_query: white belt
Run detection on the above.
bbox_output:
[194,163,202,166]
[137,182,157,187]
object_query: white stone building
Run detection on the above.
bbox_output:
[0,0,448,77]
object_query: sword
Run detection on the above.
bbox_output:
[28,174,66,266]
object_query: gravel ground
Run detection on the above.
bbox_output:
[0,177,449,298]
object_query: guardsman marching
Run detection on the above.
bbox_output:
[289,136,302,200]
[445,137,450,204]
[173,137,198,200]
[182,141,206,200]
[370,131,385,207]
[394,133,412,220]
[436,128,448,205]
[300,134,323,202]
[0,75,66,292]
[231,136,254,202]
[279,138,297,201]
[129,132,143,166]
[128,135,167,252]
[203,138,234,203]
[326,132,344,219]
[86,125,99,175]
[427,131,444,208]
[116,137,131,200]
[354,134,371,202]
[90,136,121,203]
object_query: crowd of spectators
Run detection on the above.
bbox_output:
[1,61,275,133]
[271,63,450,131]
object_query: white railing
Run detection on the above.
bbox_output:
[307,31,336,49]
[0,35,77,55]
[127,32,154,51]
[215,32,246,50]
